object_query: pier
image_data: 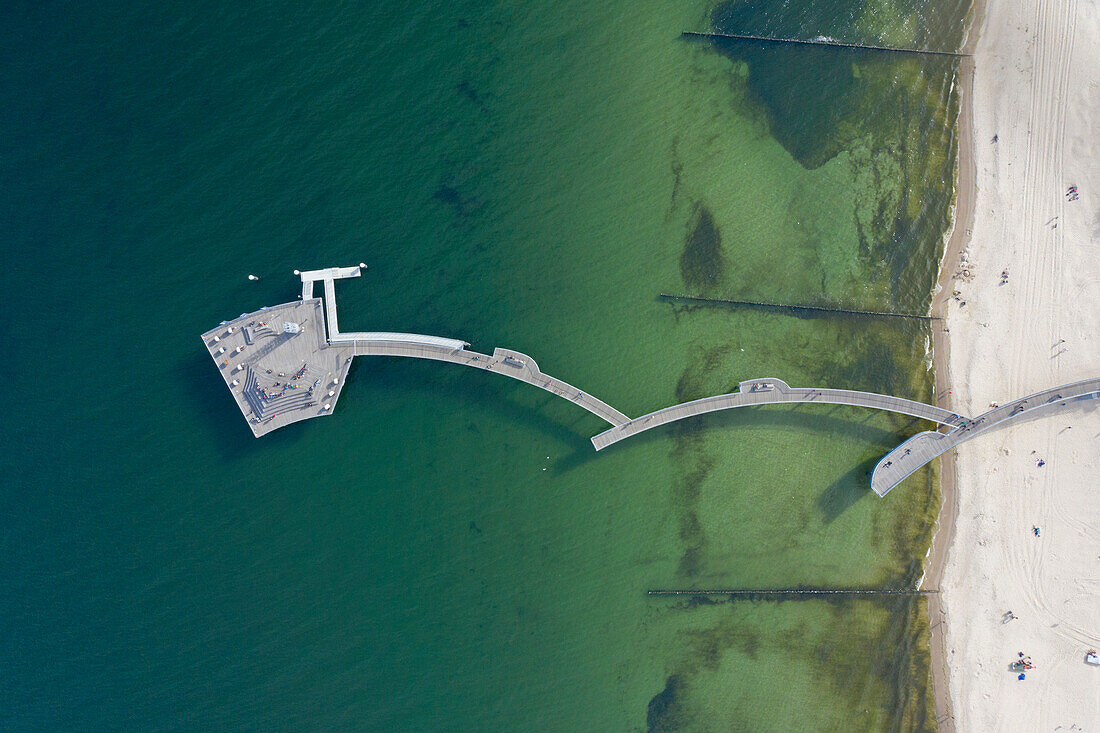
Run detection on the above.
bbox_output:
[871,378,1100,496]
[591,378,966,451]
[346,340,629,426]
[682,30,970,58]
[201,266,626,437]
[202,267,1097,499]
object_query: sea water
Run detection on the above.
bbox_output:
[2,0,969,729]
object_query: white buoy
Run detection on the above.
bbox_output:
[358,262,367,269]
[248,274,259,281]
[293,269,300,275]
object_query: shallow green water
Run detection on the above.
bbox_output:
[2,1,966,729]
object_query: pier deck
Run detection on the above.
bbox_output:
[347,340,628,426]
[871,378,1100,496]
[322,278,340,339]
[591,378,965,451]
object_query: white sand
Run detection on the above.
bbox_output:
[939,0,1100,729]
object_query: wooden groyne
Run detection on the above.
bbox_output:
[681,30,970,58]
[659,293,940,321]
[648,589,936,597]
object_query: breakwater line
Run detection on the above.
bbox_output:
[659,293,939,321]
[648,589,936,597]
[681,30,970,59]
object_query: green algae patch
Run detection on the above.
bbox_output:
[637,1,964,727]
[642,595,937,732]
[706,0,963,315]
[680,203,729,292]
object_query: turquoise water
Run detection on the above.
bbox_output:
[2,1,968,730]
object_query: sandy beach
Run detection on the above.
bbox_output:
[930,0,1100,729]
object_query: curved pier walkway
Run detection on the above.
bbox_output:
[591,378,965,451]
[305,266,628,427]
[871,378,1100,496]
[348,339,628,426]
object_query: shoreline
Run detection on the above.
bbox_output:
[923,0,986,729]
[930,0,1099,727]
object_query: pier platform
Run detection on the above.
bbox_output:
[200,299,353,437]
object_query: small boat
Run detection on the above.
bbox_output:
[1086,650,1099,666]
[502,356,526,368]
